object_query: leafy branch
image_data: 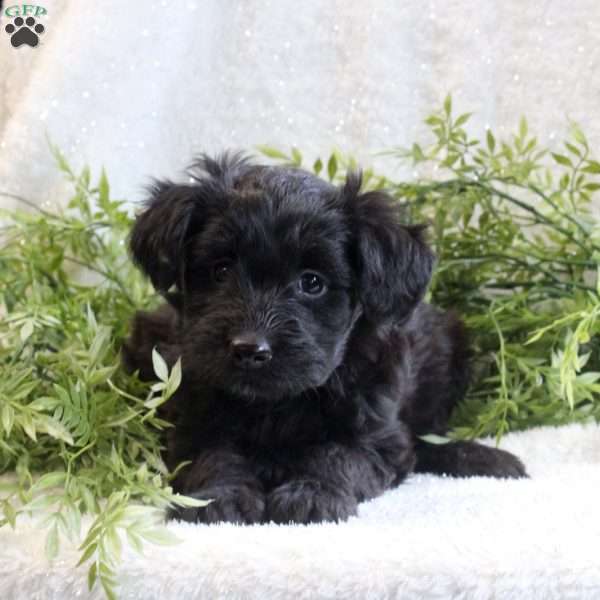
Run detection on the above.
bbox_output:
[0,152,209,599]
[258,95,600,439]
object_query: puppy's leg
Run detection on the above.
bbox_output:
[404,307,527,479]
[266,427,415,524]
[168,447,266,524]
[414,439,527,478]
[267,479,357,524]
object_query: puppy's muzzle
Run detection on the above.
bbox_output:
[230,333,273,369]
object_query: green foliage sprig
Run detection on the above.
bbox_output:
[259,96,600,440]
[0,147,207,600]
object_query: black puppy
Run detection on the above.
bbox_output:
[123,153,526,525]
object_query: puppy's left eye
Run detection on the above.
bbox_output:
[212,262,232,283]
[299,272,326,296]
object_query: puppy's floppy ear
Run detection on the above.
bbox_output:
[343,172,435,324]
[129,180,201,295]
[130,152,254,296]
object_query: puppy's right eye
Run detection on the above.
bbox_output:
[299,272,326,296]
[212,262,231,283]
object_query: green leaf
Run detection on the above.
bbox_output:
[23,493,63,512]
[80,487,97,514]
[454,112,472,128]
[88,326,111,366]
[571,123,587,147]
[33,471,67,491]
[138,527,180,545]
[582,160,600,174]
[313,158,323,176]
[100,577,118,600]
[424,115,444,127]
[88,365,118,385]
[165,358,182,399]
[86,303,98,330]
[564,142,581,158]
[12,381,39,401]
[106,526,123,558]
[551,153,573,168]
[126,529,144,554]
[486,129,496,153]
[171,493,213,508]
[80,166,91,189]
[441,153,460,168]
[443,94,452,116]
[152,347,169,383]
[21,414,37,441]
[98,168,110,209]
[87,562,98,591]
[38,415,74,445]
[64,504,82,540]
[53,384,71,406]
[519,116,528,139]
[577,372,600,385]
[80,519,104,548]
[49,142,73,176]
[327,154,338,181]
[290,147,302,166]
[19,320,34,342]
[1,405,14,436]
[144,394,166,410]
[583,183,600,191]
[255,145,289,160]
[419,434,451,445]
[45,525,59,561]
[3,501,17,528]
[412,143,426,162]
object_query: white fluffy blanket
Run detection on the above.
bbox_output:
[1,423,600,599]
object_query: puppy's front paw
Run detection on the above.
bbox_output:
[168,484,266,524]
[266,479,357,524]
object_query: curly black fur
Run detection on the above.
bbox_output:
[122,153,526,525]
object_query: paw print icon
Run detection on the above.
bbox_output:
[5,16,45,48]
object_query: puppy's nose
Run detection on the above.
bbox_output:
[230,334,272,368]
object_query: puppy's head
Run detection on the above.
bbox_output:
[129,153,434,399]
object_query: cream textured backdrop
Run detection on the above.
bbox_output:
[0,0,599,209]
